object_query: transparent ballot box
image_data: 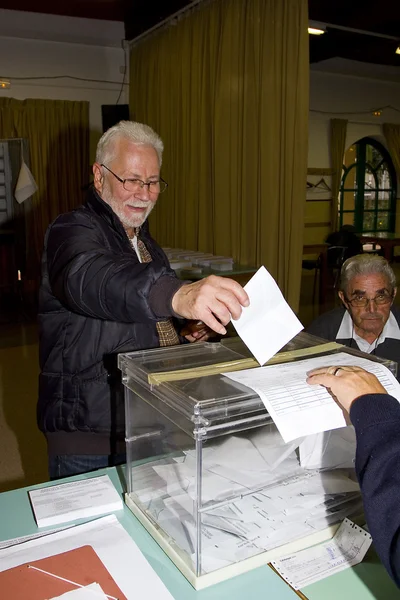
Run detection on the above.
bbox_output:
[119,334,397,589]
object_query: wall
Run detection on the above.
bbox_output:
[306,62,400,251]
[0,9,129,162]
[2,12,399,247]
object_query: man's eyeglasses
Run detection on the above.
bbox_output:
[101,164,168,194]
[344,292,394,308]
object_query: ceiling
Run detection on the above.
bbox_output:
[0,0,399,66]
[308,0,400,67]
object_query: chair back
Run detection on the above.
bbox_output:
[326,245,347,269]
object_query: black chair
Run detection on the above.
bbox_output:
[326,245,347,290]
[315,244,348,308]
[302,255,321,309]
[303,245,347,308]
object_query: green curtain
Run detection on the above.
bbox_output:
[0,98,89,282]
[383,123,400,182]
[330,118,348,232]
[130,0,309,311]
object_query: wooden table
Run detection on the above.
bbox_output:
[360,232,400,262]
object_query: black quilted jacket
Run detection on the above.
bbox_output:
[37,187,183,455]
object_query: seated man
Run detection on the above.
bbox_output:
[307,254,400,371]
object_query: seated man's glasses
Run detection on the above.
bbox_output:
[101,164,168,194]
[344,292,394,308]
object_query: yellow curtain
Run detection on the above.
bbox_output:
[383,123,400,182]
[0,98,89,282]
[330,118,348,232]
[130,0,309,311]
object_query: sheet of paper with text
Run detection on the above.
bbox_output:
[224,352,400,442]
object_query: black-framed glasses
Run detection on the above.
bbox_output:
[101,164,168,194]
[344,292,394,308]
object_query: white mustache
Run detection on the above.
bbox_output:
[125,203,149,208]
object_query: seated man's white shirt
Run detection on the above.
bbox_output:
[336,310,400,353]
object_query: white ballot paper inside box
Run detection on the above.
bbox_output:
[224,351,400,443]
[231,266,303,365]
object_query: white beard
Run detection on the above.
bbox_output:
[101,184,155,230]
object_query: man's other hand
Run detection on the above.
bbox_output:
[180,320,213,343]
[306,366,387,413]
[172,275,249,335]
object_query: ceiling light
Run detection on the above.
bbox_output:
[308,27,325,36]
[308,21,326,35]
[0,80,10,89]
[396,46,400,55]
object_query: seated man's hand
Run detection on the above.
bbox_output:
[306,366,387,414]
[172,275,249,335]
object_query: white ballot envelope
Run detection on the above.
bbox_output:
[231,266,303,365]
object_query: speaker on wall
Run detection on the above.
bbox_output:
[101,104,130,132]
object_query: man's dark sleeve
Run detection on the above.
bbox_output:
[46,213,185,323]
[351,393,400,586]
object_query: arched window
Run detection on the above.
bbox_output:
[339,137,397,233]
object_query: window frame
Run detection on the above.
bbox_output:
[339,137,397,233]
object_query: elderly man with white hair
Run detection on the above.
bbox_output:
[38,121,249,479]
[307,254,400,371]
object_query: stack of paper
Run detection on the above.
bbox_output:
[29,475,123,528]
[0,515,174,600]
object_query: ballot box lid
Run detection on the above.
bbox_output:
[118,333,397,440]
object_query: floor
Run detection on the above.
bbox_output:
[0,322,47,492]
[1,265,400,493]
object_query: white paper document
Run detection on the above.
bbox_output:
[299,427,357,470]
[0,525,74,550]
[224,351,400,442]
[271,518,372,589]
[29,475,123,528]
[0,514,174,600]
[51,582,108,599]
[231,266,303,365]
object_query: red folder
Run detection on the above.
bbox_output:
[0,545,127,599]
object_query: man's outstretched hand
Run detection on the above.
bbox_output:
[172,275,249,335]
